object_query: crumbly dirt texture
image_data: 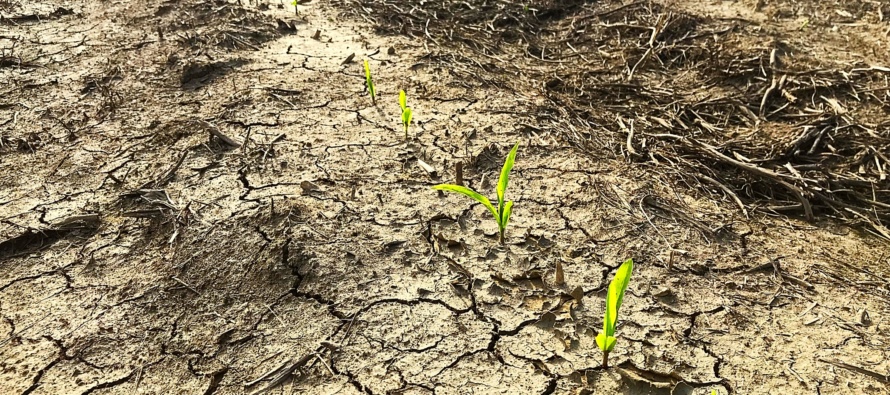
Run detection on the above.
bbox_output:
[2,0,889,394]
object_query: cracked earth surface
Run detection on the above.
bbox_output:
[2,0,890,394]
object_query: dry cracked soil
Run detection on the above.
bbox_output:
[1,0,890,394]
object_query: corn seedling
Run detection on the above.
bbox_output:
[399,90,413,139]
[291,0,298,15]
[596,258,634,368]
[432,142,520,244]
[364,60,376,104]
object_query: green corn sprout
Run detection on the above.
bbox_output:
[596,258,634,368]
[291,0,298,15]
[432,142,520,244]
[364,60,376,104]
[399,90,413,139]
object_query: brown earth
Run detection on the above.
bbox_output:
[1,0,889,394]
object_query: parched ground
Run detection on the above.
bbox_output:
[1,0,889,394]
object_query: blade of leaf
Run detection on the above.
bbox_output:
[497,142,520,207]
[606,259,634,334]
[363,61,374,97]
[604,335,616,351]
[404,108,413,125]
[399,90,407,111]
[596,333,607,352]
[501,200,514,231]
[611,259,634,320]
[595,333,617,352]
[432,184,498,220]
[603,280,614,335]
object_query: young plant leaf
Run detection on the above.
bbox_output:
[431,184,498,220]
[363,60,376,103]
[497,142,520,207]
[501,200,514,230]
[403,108,413,126]
[595,334,617,353]
[402,107,413,139]
[606,258,634,332]
[399,90,407,111]
[596,258,634,362]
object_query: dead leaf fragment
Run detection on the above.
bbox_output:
[554,261,565,286]
[569,286,584,303]
[300,180,321,193]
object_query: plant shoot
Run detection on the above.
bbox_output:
[432,142,520,244]
[596,258,634,368]
[399,90,413,139]
[364,60,376,104]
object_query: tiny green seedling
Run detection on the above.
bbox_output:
[364,60,376,104]
[432,142,520,244]
[399,90,413,139]
[596,258,634,368]
[291,0,298,15]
